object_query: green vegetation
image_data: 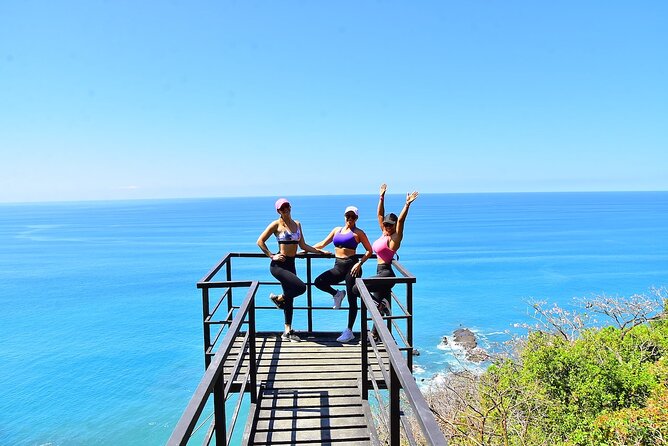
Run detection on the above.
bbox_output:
[420,288,668,445]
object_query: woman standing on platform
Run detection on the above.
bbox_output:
[257,198,325,342]
[348,184,419,341]
[312,205,373,343]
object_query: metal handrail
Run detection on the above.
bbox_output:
[167,281,259,446]
[169,252,444,445]
[358,273,447,446]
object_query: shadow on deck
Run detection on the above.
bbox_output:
[243,332,381,445]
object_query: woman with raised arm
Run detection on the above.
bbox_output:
[348,184,419,342]
[257,198,325,342]
[313,205,373,343]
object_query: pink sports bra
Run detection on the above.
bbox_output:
[372,235,396,263]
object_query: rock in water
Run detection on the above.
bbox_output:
[453,328,477,350]
[452,328,488,362]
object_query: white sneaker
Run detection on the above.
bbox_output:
[336,328,354,343]
[332,290,346,309]
[281,331,301,342]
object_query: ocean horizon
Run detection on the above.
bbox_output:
[1,191,667,445]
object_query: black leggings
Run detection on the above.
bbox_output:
[350,263,395,329]
[315,257,358,328]
[314,257,357,296]
[270,257,306,326]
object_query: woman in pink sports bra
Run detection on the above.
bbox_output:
[347,184,419,342]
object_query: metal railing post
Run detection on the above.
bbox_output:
[214,378,226,445]
[202,287,211,369]
[407,282,413,370]
[226,258,233,315]
[360,294,369,400]
[390,367,400,446]
[306,255,313,332]
[249,296,257,404]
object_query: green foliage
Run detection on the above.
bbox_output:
[459,318,668,445]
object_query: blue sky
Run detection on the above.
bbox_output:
[1,1,666,202]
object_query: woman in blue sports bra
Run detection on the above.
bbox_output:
[257,198,325,342]
[313,206,373,342]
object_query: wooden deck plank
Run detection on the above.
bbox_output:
[240,332,376,445]
[254,415,368,430]
[256,406,364,418]
[258,396,363,408]
[251,427,371,444]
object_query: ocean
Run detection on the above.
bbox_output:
[1,192,667,445]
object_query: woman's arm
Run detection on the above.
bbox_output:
[377,183,387,230]
[297,222,325,254]
[392,191,419,249]
[350,229,373,277]
[257,220,280,259]
[313,227,338,250]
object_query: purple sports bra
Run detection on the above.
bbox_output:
[333,227,358,249]
[372,235,396,263]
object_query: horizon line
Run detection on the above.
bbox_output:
[2,189,667,206]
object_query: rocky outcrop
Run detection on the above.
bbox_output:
[453,328,477,350]
[446,328,489,363]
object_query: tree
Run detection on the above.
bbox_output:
[414,288,668,445]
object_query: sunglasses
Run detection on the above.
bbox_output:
[279,205,291,212]
[345,213,357,219]
[383,222,395,228]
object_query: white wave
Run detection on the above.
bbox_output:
[412,364,426,374]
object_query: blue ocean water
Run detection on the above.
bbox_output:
[1,192,667,445]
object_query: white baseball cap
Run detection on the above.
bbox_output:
[344,206,359,216]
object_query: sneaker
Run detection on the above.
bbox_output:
[336,328,355,343]
[367,329,382,345]
[332,290,346,309]
[377,298,391,317]
[270,293,284,309]
[281,331,301,342]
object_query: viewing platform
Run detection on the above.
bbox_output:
[167,252,446,446]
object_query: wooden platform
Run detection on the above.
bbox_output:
[225,332,389,445]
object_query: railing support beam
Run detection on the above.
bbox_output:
[214,378,226,445]
[390,367,400,446]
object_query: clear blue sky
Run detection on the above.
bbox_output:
[1,1,666,202]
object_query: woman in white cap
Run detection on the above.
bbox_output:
[313,206,373,342]
[257,198,325,342]
[350,184,419,341]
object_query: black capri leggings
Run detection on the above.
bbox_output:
[349,263,395,329]
[270,256,306,325]
[314,256,357,296]
[315,256,358,329]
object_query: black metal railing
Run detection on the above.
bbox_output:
[358,275,447,446]
[167,280,259,446]
[167,252,447,445]
[197,252,416,366]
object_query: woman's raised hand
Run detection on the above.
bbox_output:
[406,191,419,204]
[379,184,387,196]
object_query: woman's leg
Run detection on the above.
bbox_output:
[367,264,395,304]
[270,258,306,326]
[345,272,358,329]
[350,264,395,329]
[351,264,395,301]
[314,258,353,296]
[314,269,339,296]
